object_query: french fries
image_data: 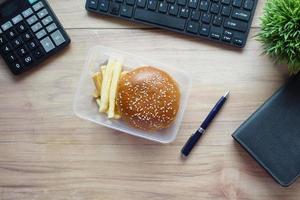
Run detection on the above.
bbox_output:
[92,58,124,120]
[108,60,122,118]
[92,71,102,98]
[99,59,116,112]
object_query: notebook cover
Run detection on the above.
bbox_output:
[232,74,300,187]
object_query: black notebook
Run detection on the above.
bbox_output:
[232,74,300,187]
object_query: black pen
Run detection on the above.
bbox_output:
[181,91,230,157]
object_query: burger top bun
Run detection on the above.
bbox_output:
[117,66,180,131]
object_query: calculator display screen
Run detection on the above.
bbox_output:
[0,0,28,21]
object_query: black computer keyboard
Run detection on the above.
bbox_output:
[86,0,257,48]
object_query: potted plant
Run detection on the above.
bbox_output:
[257,0,300,74]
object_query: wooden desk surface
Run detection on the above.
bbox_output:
[0,0,299,199]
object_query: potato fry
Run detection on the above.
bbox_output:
[99,58,116,112]
[114,114,121,119]
[96,98,101,108]
[92,71,102,98]
[108,60,122,118]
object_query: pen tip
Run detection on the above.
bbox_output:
[224,91,230,98]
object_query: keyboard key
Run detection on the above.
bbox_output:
[16,22,27,33]
[134,8,186,30]
[186,21,199,33]
[210,3,220,14]
[221,0,230,4]
[33,48,44,59]
[32,1,45,11]
[167,0,175,3]
[42,16,53,26]
[23,55,33,66]
[199,24,210,36]
[6,53,17,63]
[120,5,133,17]
[244,0,254,10]
[1,21,13,31]
[31,22,43,32]
[116,0,123,2]
[221,5,231,16]
[188,0,198,8]
[147,0,157,11]
[233,37,244,46]
[126,0,135,5]
[0,35,7,45]
[232,9,250,21]
[213,15,222,26]
[27,15,38,25]
[199,1,209,11]
[137,0,146,8]
[12,15,23,24]
[37,9,49,19]
[201,13,211,23]
[178,0,186,6]
[36,29,47,39]
[50,30,66,46]
[22,32,33,41]
[191,10,201,20]
[46,23,58,33]
[158,2,168,13]
[179,8,190,18]
[223,29,233,37]
[169,4,179,16]
[109,3,120,15]
[22,8,34,18]
[6,29,17,39]
[12,38,23,48]
[12,62,24,70]
[88,0,99,9]
[224,18,247,32]
[222,34,231,42]
[40,37,55,53]
[28,40,38,49]
[17,46,28,57]
[232,0,242,7]
[99,0,110,12]
[1,44,12,54]
[210,26,222,40]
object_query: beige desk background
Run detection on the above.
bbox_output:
[0,0,299,199]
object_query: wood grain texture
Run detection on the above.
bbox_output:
[0,0,300,200]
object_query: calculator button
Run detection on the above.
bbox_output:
[16,22,27,33]
[32,1,45,11]
[28,40,38,49]
[50,30,66,46]
[37,9,49,19]
[46,23,57,33]
[22,8,34,18]
[33,48,44,59]
[1,21,13,31]
[12,15,23,25]
[0,35,7,45]
[27,15,38,25]
[40,37,55,53]
[1,44,12,54]
[6,29,17,39]
[6,53,17,63]
[22,32,33,41]
[12,38,23,48]
[42,16,53,26]
[36,29,47,39]
[23,55,34,66]
[31,22,43,32]
[17,46,28,57]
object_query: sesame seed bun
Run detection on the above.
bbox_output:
[117,66,180,131]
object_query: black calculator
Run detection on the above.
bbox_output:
[0,0,71,75]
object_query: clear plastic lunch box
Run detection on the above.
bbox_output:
[73,46,192,143]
